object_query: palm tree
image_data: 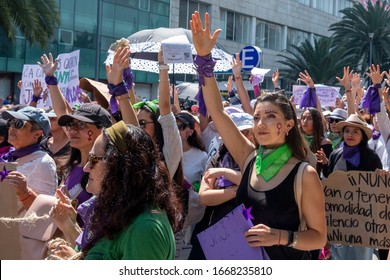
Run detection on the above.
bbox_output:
[329,1,390,74]
[0,0,60,48]
[277,37,355,86]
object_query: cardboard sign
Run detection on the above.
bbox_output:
[0,162,20,259]
[197,204,269,260]
[20,50,81,108]
[161,35,193,64]
[293,84,340,107]
[322,170,390,249]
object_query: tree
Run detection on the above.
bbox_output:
[0,0,60,48]
[329,1,390,74]
[277,37,355,86]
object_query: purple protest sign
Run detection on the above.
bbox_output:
[197,203,270,260]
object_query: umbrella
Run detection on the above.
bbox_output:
[176,82,199,101]
[104,27,232,75]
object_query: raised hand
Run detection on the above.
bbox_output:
[32,79,43,97]
[384,70,390,86]
[224,76,233,93]
[366,64,385,85]
[336,66,353,90]
[299,70,314,88]
[190,11,221,56]
[231,53,242,78]
[38,53,58,77]
[17,80,23,90]
[351,73,361,91]
[105,47,130,86]
[272,69,280,88]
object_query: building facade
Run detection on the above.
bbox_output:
[0,0,358,102]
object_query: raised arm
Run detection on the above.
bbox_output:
[231,53,252,115]
[272,69,281,90]
[106,47,139,126]
[38,53,69,117]
[336,66,354,116]
[157,48,171,117]
[190,11,254,170]
[29,79,43,107]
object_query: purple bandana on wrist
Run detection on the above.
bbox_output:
[45,76,58,86]
[108,82,128,113]
[194,54,216,116]
[31,95,42,103]
[361,84,381,114]
[123,67,134,90]
[299,87,317,108]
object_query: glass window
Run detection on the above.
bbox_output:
[78,48,97,77]
[179,0,210,29]
[150,1,169,15]
[294,0,310,6]
[256,20,282,51]
[102,2,115,37]
[74,0,98,33]
[287,28,309,51]
[138,10,150,31]
[114,6,137,38]
[59,29,74,45]
[139,0,150,11]
[220,9,252,44]
[337,0,353,16]
[316,0,334,14]
[74,31,96,49]
[149,14,169,29]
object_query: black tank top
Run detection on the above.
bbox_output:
[236,157,311,260]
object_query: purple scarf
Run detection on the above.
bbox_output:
[343,143,360,168]
[361,84,381,114]
[299,87,317,108]
[218,151,240,188]
[3,143,41,162]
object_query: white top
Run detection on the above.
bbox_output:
[17,151,57,196]
[182,147,208,184]
[202,122,219,153]
[158,112,183,178]
[375,102,390,170]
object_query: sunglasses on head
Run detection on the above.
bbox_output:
[88,153,106,169]
[65,121,88,131]
[6,119,28,129]
[139,119,154,129]
[328,118,341,124]
[177,123,187,131]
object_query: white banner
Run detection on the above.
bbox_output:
[293,84,340,107]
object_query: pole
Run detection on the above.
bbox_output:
[368,33,374,86]
[95,0,102,80]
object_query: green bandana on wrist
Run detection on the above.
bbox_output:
[255,143,293,181]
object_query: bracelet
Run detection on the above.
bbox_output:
[345,89,352,93]
[234,75,242,80]
[158,64,169,71]
[45,76,58,86]
[19,190,32,202]
[115,93,130,100]
[158,79,170,83]
[31,95,42,103]
[286,230,294,246]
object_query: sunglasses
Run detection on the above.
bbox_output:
[139,119,155,129]
[88,153,106,169]
[177,123,187,131]
[65,121,88,131]
[328,118,341,124]
[6,119,28,129]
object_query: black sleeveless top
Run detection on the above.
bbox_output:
[236,157,311,260]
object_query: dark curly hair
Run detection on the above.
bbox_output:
[86,125,184,250]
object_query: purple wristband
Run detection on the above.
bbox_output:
[374,83,381,89]
[108,82,128,114]
[45,76,58,85]
[194,54,216,85]
[31,95,42,103]
[228,88,236,97]
[123,67,134,90]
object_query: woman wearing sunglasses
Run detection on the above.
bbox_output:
[325,108,348,150]
[47,121,182,259]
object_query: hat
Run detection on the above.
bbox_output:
[176,112,196,129]
[44,110,57,118]
[224,106,243,115]
[79,78,110,110]
[336,114,373,139]
[58,104,112,128]
[327,108,347,120]
[229,112,253,131]
[1,106,51,136]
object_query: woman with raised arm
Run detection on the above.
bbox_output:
[189,11,326,260]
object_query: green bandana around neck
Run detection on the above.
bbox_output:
[255,143,293,181]
[327,132,342,149]
[303,134,314,148]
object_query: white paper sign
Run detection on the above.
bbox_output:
[293,84,340,107]
[161,35,193,64]
[20,50,81,108]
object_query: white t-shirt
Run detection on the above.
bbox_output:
[182,147,208,185]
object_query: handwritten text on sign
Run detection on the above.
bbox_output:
[322,171,390,249]
[293,85,340,107]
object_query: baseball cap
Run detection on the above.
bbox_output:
[327,108,348,120]
[229,112,253,131]
[58,104,112,128]
[175,112,196,129]
[1,106,51,136]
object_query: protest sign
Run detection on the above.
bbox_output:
[322,170,390,249]
[161,35,193,64]
[197,204,269,260]
[20,50,81,108]
[293,84,340,107]
[0,162,20,259]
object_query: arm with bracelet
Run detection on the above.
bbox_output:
[232,53,252,115]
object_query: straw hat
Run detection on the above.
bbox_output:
[336,114,373,139]
[79,78,110,110]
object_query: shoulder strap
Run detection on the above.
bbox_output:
[294,162,308,231]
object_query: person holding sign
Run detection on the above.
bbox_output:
[325,113,382,259]
[189,11,326,260]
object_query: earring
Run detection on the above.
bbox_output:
[286,131,289,136]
